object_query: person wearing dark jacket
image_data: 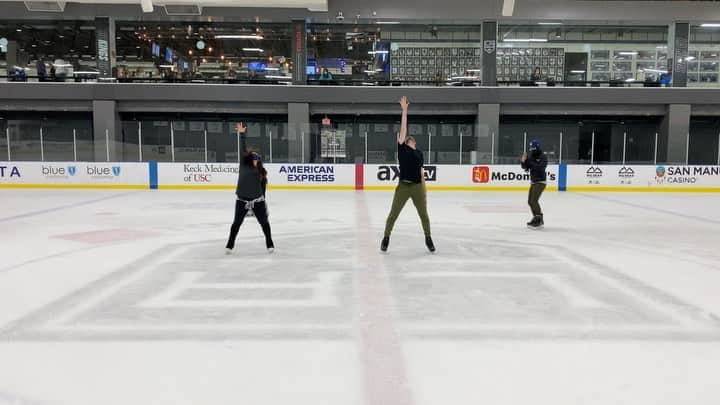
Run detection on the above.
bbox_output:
[521,140,548,229]
[225,122,274,254]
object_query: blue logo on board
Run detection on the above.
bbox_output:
[112,166,121,176]
[68,166,77,176]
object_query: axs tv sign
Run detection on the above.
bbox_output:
[377,165,437,182]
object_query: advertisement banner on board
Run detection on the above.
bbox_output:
[566,165,720,189]
[157,163,356,188]
[364,164,559,189]
[0,162,148,187]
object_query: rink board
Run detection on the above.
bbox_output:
[0,162,148,189]
[566,165,720,192]
[2,161,720,192]
[155,163,357,190]
[364,164,559,191]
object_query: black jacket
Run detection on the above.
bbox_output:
[521,149,548,183]
[235,135,265,200]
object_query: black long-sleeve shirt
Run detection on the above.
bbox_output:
[521,149,548,183]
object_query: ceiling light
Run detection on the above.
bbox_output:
[538,22,563,25]
[243,48,264,52]
[503,38,548,42]
[376,21,400,25]
[701,23,720,28]
[618,52,638,55]
[215,35,264,40]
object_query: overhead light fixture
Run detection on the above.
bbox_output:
[242,48,264,52]
[656,45,668,49]
[368,50,389,55]
[159,64,174,68]
[16,28,22,32]
[684,56,696,61]
[503,38,548,42]
[570,70,586,73]
[215,35,264,40]
[618,52,638,55]
[538,22,563,25]
[701,23,720,28]
[376,21,401,25]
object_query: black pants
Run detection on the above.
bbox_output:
[226,200,273,249]
[528,183,546,217]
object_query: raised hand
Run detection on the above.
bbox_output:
[399,96,409,111]
[236,122,247,134]
[521,152,527,162]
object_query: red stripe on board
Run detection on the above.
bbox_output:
[355,163,365,190]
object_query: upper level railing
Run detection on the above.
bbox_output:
[0,75,676,88]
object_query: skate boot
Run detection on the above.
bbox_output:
[380,236,389,252]
[266,239,275,253]
[425,236,436,253]
[527,215,544,230]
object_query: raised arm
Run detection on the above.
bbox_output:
[236,122,247,153]
[397,96,409,144]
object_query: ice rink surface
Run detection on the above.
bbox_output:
[1,189,720,405]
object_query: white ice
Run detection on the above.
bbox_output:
[1,189,720,405]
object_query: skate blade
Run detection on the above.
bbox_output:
[527,224,544,230]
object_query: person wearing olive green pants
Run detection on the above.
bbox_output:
[381,96,435,253]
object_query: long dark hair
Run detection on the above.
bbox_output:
[242,150,268,183]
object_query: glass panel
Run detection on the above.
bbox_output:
[121,121,140,162]
[701,51,720,60]
[8,119,41,161]
[612,61,632,72]
[700,73,718,83]
[206,121,235,163]
[0,119,7,160]
[591,50,610,60]
[267,122,288,163]
[141,120,172,162]
[497,123,525,164]
[42,119,76,161]
[366,121,397,164]
[689,120,720,164]
[75,120,94,161]
[591,61,609,71]
[613,51,635,60]
[173,121,205,162]
[460,123,476,165]
[116,22,292,82]
[700,62,718,72]
[636,50,656,61]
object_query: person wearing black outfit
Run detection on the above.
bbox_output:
[381,96,435,253]
[521,140,548,229]
[225,122,275,254]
